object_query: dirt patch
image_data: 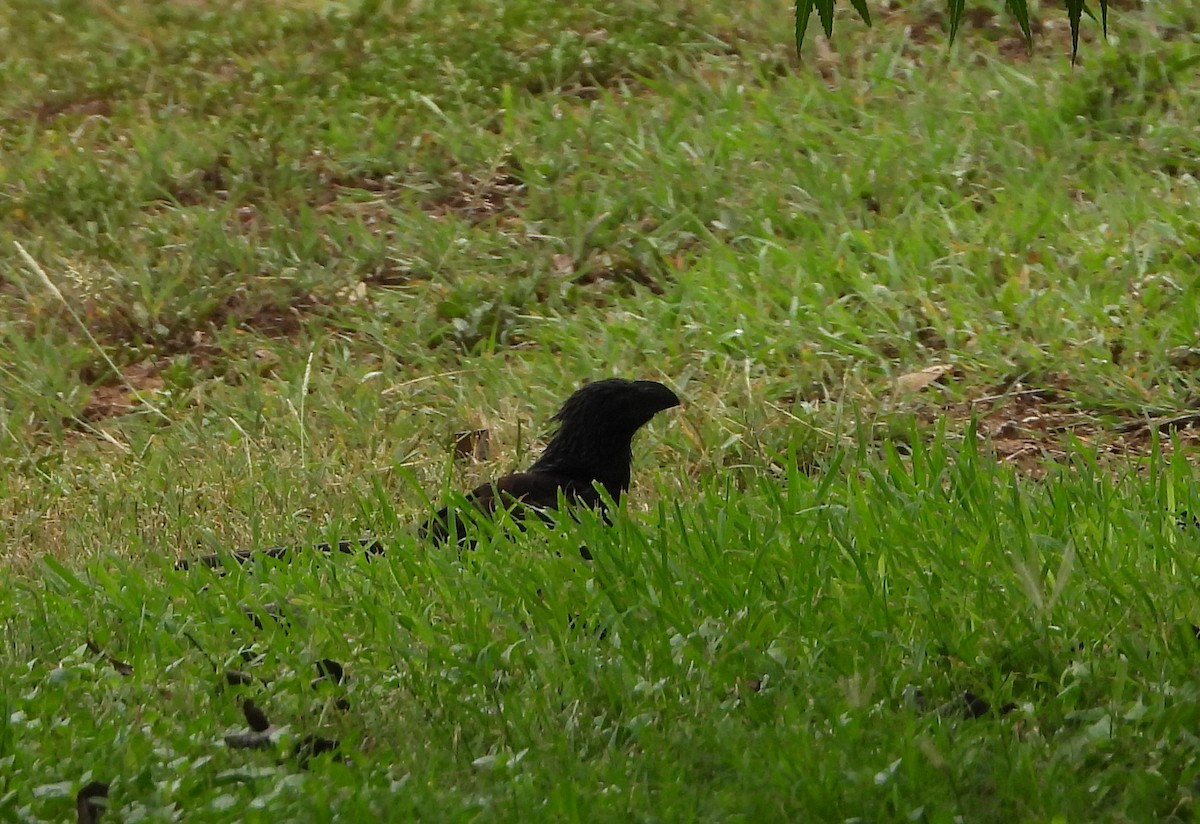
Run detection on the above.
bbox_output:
[308,157,527,270]
[903,8,947,46]
[227,296,315,338]
[995,35,1033,61]
[868,2,1101,61]
[522,75,611,100]
[964,378,1200,473]
[992,15,1102,62]
[426,158,526,225]
[80,361,165,422]
[889,364,1200,475]
[29,95,114,123]
[163,152,236,206]
[552,250,667,296]
[974,387,1093,473]
[75,283,313,364]
[312,164,405,210]
[1117,412,1200,450]
[323,172,396,194]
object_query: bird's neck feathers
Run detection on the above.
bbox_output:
[528,422,634,499]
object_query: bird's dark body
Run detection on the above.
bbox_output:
[180,378,678,568]
[422,378,680,544]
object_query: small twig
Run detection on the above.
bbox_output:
[1001,444,1042,463]
[181,631,219,672]
[969,388,1054,406]
[763,401,838,439]
[91,426,132,452]
[298,350,314,471]
[380,369,468,396]
[227,416,255,479]
[1045,414,1102,434]
[1116,412,1200,434]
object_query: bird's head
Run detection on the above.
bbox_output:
[550,378,680,436]
[530,378,680,492]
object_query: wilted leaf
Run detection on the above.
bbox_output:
[552,254,575,276]
[895,364,953,393]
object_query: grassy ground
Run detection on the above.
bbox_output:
[2,0,1200,820]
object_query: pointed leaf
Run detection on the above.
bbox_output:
[849,0,872,27]
[816,0,835,38]
[1100,0,1108,38]
[947,0,966,44]
[1005,0,1033,53]
[1067,0,1083,63]
[40,556,93,597]
[795,0,815,54]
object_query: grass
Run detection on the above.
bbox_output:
[2,0,1200,819]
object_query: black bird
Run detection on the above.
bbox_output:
[178,378,679,568]
[421,378,680,544]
